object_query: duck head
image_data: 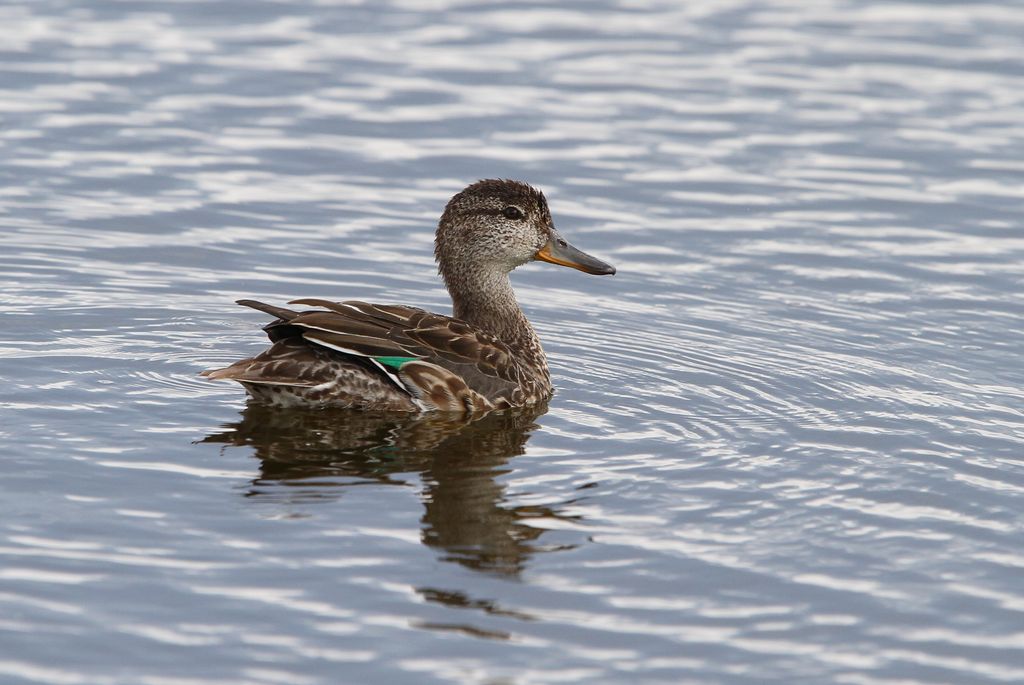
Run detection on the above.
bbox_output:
[434,179,616,285]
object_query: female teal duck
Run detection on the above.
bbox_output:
[202,179,615,412]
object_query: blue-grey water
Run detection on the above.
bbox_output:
[2,1,1023,683]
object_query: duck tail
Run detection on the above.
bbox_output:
[236,299,300,321]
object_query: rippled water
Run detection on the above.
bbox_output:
[2,1,1024,683]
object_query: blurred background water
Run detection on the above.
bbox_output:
[1,0,1023,683]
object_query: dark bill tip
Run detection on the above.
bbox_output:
[535,232,616,276]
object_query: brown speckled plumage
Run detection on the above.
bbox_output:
[202,179,615,412]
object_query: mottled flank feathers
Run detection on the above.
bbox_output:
[202,298,543,411]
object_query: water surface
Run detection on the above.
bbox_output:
[2,1,1023,683]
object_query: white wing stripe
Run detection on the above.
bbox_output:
[303,333,412,395]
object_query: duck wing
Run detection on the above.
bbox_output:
[239,298,532,411]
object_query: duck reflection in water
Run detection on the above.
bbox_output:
[202,401,578,577]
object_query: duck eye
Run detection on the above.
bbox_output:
[503,206,524,220]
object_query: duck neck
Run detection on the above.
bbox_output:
[447,268,549,379]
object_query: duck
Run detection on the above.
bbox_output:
[201,179,615,412]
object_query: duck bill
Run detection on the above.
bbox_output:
[535,231,616,275]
